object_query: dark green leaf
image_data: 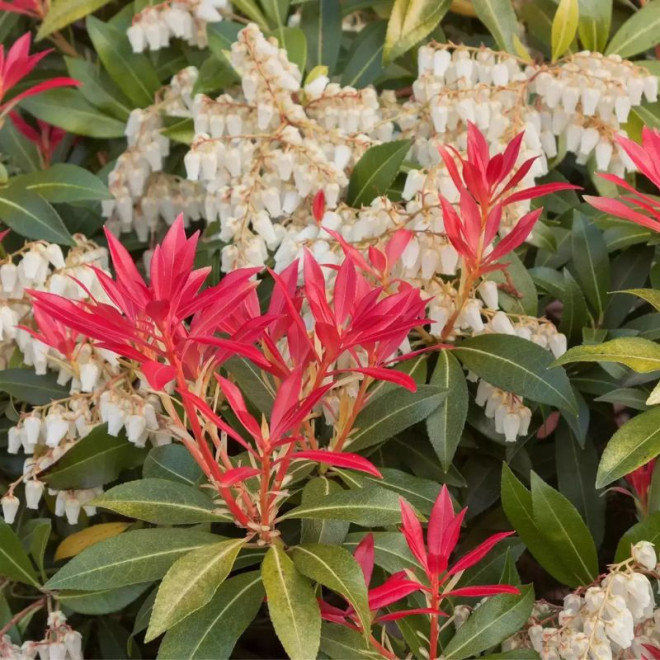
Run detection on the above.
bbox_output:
[93,478,229,525]
[300,478,350,545]
[59,584,151,615]
[0,520,40,587]
[0,368,68,405]
[45,528,220,590]
[143,444,203,486]
[159,572,264,659]
[0,187,74,245]
[605,0,660,57]
[301,0,342,73]
[341,21,388,88]
[615,511,660,562]
[11,164,109,204]
[454,334,577,413]
[43,425,147,490]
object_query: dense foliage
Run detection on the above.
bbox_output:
[1,0,660,658]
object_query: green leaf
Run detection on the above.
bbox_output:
[615,511,660,562]
[560,269,589,341]
[426,351,468,471]
[21,518,51,581]
[147,538,245,641]
[341,21,388,88]
[43,425,147,490]
[65,56,132,121]
[300,478,350,545]
[472,0,518,53]
[596,407,660,488]
[262,545,321,660]
[0,368,68,405]
[224,357,276,414]
[501,464,587,587]
[551,0,579,61]
[11,164,109,204]
[0,118,40,172]
[453,334,577,413]
[159,571,264,659]
[20,89,126,139]
[262,0,291,36]
[143,444,203,486]
[0,520,40,587]
[618,288,660,312]
[282,485,402,526]
[347,139,412,208]
[87,16,161,107]
[291,544,370,633]
[570,212,610,322]
[348,384,446,452]
[301,0,342,73]
[443,585,534,659]
[366,468,442,515]
[577,0,611,52]
[383,0,451,63]
[45,528,220,590]
[554,337,660,373]
[37,0,114,39]
[271,26,307,73]
[530,471,598,585]
[344,532,417,573]
[320,623,380,659]
[605,0,660,58]
[555,427,605,546]
[0,187,74,245]
[92,478,228,525]
[58,584,151,615]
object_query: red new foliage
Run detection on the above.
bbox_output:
[0,33,80,116]
[438,123,580,275]
[0,0,46,18]
[585,128,660,233]
[319,486,518,657]
[10,112,65,167]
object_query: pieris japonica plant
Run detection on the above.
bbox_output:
[1,0,660,658]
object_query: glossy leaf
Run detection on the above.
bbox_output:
[92,478,229,525]
[347,139,412,208]
[37,0,114,39]
[45,528,220,590]
[11,164,110,204]
[0,520,40,587]
[159,571,264,659]
[454,334,578,413]
[348,384,446,452]
[87,16,160,107]
[341,21,388,88]
[282,486,402,526]
[426,351,468,471]
[0,368,67,404]
[301,0,342,73]
[43,425,147,490]
[300,478,350,545]
[443,585,534,659]
[383,0,451,63]
[143,444,203,486]
[147,538,245,641]
[551,0,579,62]
[262,545,321,660]
[472,0,518,53]
[605,0,660,58]
[21,88,126,138]
[596,407,660,488]
[530,471,598,585]
[0,186,74,245]
[291,543,370,632]
[554,337,660,373]
[577,0,611,52]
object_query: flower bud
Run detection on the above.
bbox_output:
[632,541,657,570]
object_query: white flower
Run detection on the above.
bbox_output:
[1,494,19,524]
[632,541,657,570]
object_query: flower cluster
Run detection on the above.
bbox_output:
[0,610,83,660]
[505,541,660,659]
[103,66,202,239]
[532,53,657,173]
[127,0,227,52]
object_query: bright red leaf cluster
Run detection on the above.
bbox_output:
[585,128,660,233]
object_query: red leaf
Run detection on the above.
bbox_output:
[292,450,382,478]
[332,366,417,392]
[368,573,422,611]
[377,607,447,622]
[399,498,428,570]
[219,466,260,487]
[312,190,326,222]
[354,534,375,586]
[442,585,520,598]
[141,360,176,390]
[427,485,455,576]
[449,531,515,576]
